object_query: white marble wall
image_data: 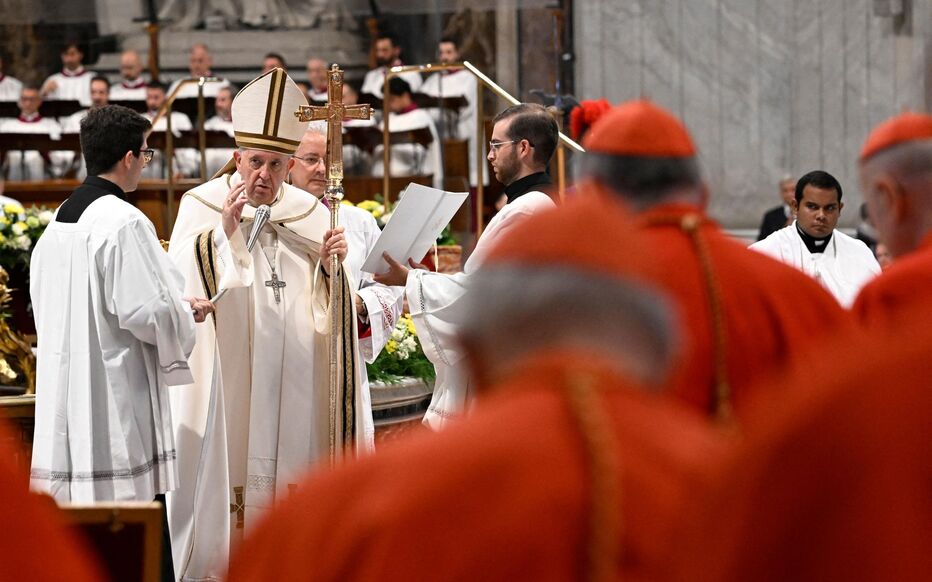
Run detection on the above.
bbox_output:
[575,0,932,228]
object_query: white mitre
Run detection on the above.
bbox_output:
[213,67,308,177]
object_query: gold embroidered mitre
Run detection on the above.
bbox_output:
[232,67,308,155]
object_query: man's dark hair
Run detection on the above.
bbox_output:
[264,52,287,69]
[90,75,110,88]
[146,80,167,92]
[581,153,703,203]
[61,41,82,54]
[492,103,559,167]
[387,77,412,97]
[377,33,398,45]
[439,37,459,49]
[795,170,843,204]
[80,105,151,176]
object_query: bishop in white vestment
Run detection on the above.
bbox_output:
[292,124,404,400]
[167,68,367,581]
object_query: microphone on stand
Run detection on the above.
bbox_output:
[206,204,271,305]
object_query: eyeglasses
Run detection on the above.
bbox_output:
[293,154,325,167]
[139,148,155,164]
[488,139,521,153]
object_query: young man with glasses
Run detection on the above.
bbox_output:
[375,102,559,429]
[30,104,213,581]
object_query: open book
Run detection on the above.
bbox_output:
[361,183,468,274]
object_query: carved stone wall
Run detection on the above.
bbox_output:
[575,0,932,228]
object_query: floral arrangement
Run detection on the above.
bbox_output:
[366,314,436,384]
[0,203,53,269]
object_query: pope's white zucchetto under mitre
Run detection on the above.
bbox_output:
[232,67,308,155]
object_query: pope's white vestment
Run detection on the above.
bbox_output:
[29,188,196,502]
[750,222,881,307]
[167,172,369,581]
[406,190,555,430]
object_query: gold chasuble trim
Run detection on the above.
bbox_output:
[194,230,219,325]
[339,270,358,445]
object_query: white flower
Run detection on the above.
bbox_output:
[401,336,417,352]
[14,234,30,250]
[381,211,393,224]
[38,210,53,225]
[10,223,25,236]
[391,328,405,342]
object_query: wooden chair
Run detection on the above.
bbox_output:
[60,502,164,582]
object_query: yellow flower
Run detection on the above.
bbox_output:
[3,203,24,215]
[385,339,397,354]
[405,318,416,336]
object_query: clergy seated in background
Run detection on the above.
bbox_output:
[360,33,422,99]
[420,36,486,187]
[750,170,880,308]
[60,76,111,179]
[291,122,404,413]
[167,43,230,99]
[375,103,558,429]
[0,87,64,181]
[668,308,932,582]
[341,82,375,176]
[756,175,796,241]
[0,420,105,581]
[108,49,149,101]
[29,105,213,579]
[40,41,96,106]
[370,77,443,189]
[852,111,932,330]
[306,57,329,102]
[203,84,236,177]
[228,198,728,582]
[143,81,198,178]
[0,54,24,101]
[166,68,365,582]
[579,100,852,421]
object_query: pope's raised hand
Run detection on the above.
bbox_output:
[321,226,347,275]
[222,182,249,240]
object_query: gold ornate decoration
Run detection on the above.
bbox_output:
[0,266,36,394]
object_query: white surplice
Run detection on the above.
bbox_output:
[42,68,96,106]
[361,66,423,98]
[750,221,881,308]
[30,193,196,502]
[0,115,65,180]
[371,108,443,189]
[167,77,231,100]
[406,190,556,430]
[108,78,148,101]
[420,70,487,186]
[143,110,199,178]
[0,74,23,101]
[167,172,370,581]
[202,114,235,178]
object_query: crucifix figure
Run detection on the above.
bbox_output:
[265,272,286,303]
[229,486,245,529]
[294,64,372,463]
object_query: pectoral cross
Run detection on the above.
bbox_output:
[265,272,286,303]
[230,486,245,529]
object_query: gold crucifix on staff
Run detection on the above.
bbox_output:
[294,64,371,463]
